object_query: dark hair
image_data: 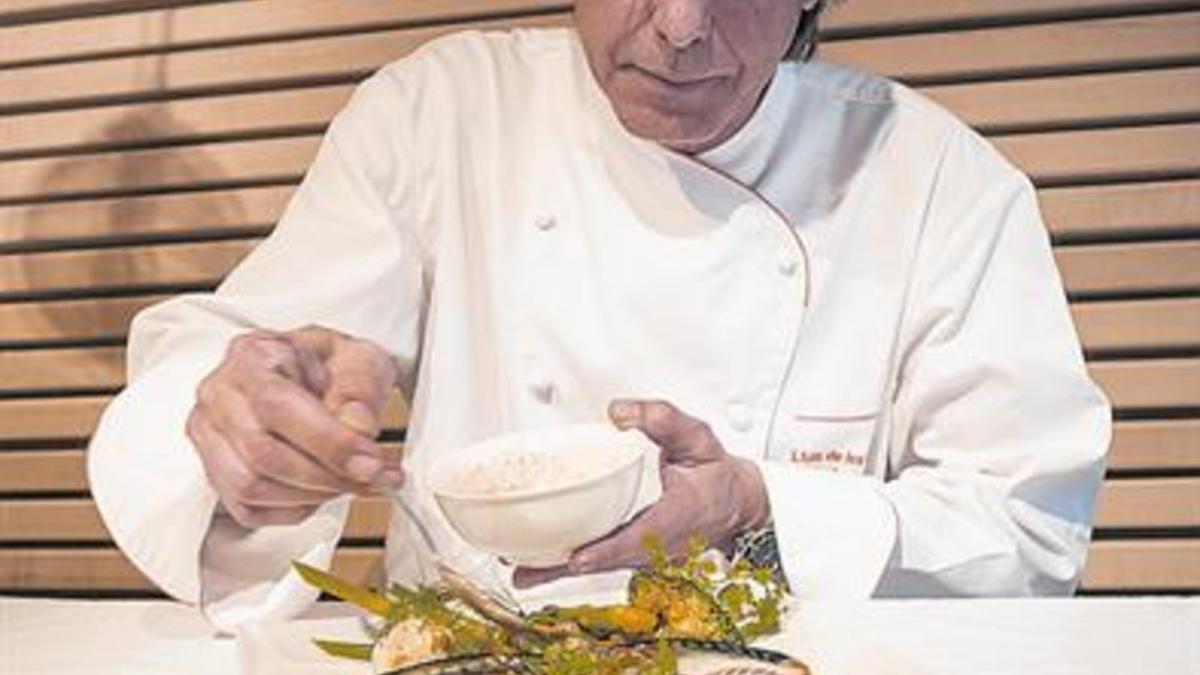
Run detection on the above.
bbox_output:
[787,0,831,61]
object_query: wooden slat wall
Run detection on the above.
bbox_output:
[1,0,1198,597]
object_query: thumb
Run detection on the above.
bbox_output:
[310,333,398,440]
[608,399,724,466]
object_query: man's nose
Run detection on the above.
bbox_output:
[651,0,713,50]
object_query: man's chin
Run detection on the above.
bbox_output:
[613,105,724,155]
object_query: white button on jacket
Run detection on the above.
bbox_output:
[87,29,1111,630]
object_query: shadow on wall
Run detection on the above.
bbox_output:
[11,8,249,349]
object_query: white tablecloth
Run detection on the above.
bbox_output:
[2,596,1197,674]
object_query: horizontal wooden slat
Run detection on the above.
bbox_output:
[1041,180,1200,240]
[1,178,1194,255]
[7,292,1186,354]
[0,396,107,441]
[0,295,168,345]
[0,0,207,25]
[823,0,1200,32]
[1072,298,1200,354]
[0,13,569,114]
[0,418,1188,498]
[0,500,108,541]
[0,186,291,249]
[0,548,153,591]
[0,0,570,68]
[1108,419,1200,471]
[0,391,408,442]
[824,12,1200,84]
[0,85,348,160]
[5,338,1199,412]
[3,0,1185,42]
[1055,241,1200,296]
[1090,359,1200,410]
[0,450,87,493]
[0,418,1192,495]
[997,123,1200,184]
[6,10,1199,115]
[10,61,1200,162]
[4,476,1191,544]
[0,443,406,494]
[29,0,1162,70]
[0,346,124,392]
[0,496,390,542]
[3,376,1189,445]
[1083,539,1200,590]
[8,66,1200,161]
[0,239,254,298]
[8,237,1196,302]
[0,306,1193,412]
[0,136,318,203]
[924,66,1200,133]
[1095,478,1200,528]
[6,121,1195,208]
[0,544,381,591]
[344,497,392,540]
[2,540,1194,592]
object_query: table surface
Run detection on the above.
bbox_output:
[2,596,1197,675]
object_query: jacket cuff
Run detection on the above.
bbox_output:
[753,460,898,598]
[87,346,227,604]
[200,499,351,632]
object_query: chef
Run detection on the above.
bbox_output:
[87,0,1111,630]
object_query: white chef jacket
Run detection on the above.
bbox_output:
[87,28,1111,630]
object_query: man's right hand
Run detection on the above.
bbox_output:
[186,325,403,529]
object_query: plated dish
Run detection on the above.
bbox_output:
[294,537,810,675]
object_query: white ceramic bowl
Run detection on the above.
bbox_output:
[426,424,652,567]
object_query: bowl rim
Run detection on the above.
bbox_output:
[426,424,649,504]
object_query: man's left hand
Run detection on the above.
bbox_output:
[513,399,771,588]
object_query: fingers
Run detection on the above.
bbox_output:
[608,399,724,465]
[513,503,677,588]
[223,330,397,484]
[242,371,387,483]
[190,329,405,530]
[238,429,372,496]
[567,502,674,575]
[187,410,327,528]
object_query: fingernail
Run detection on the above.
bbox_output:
[337,401,377,437]
[381,468,404,488]
[346,454,383,483]
[609,400,638,425]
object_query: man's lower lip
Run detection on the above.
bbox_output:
[627,67,724,90]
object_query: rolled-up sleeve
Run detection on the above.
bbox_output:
[87,62,432,630]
